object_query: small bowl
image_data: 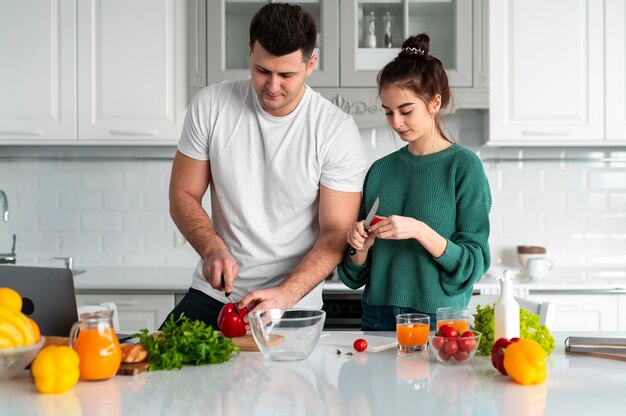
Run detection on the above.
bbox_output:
[249,309,325,362]
[427,330,481,364]
[0,337,46,380]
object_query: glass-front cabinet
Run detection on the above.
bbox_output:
[204,0,340,87]
[197,0,488,127]
[341,0,474,88]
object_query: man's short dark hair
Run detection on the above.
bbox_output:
[249,3,317,60]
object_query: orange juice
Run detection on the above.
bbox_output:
[73,327,122,380]
[396,323,429,347]
[436,319,470,332]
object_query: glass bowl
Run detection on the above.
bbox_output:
[0,337,46,380]
[248,309,325,362]
[427,330,481,364]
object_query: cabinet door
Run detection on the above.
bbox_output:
[77,0,187,143]
[0,0,75,143]
[207,0,339,87]
[489,0,604,145]
[76,293,175,333]
[340,0,474,88]
[606,0,626,141]
[529,293,619,332]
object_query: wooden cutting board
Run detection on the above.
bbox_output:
[230,334,284,351]
[117,361,150,375]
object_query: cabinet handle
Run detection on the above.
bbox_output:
[521,130,570,136]
[109,129,159,136]
[87,300,139,306]
[0,129,44,136]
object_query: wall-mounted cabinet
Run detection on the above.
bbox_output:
[197,0,488,129]
[488,0,626,146]
[0,0,188,145]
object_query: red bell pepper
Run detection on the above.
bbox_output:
[491,337,519,375]
[217,303,248,338]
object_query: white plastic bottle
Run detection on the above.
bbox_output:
[494,269,520,340]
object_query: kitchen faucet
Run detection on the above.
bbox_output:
[0,234,16,264]
[54,256,86,275]
[0,190,8,222]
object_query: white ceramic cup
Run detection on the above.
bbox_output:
[526,258,553,280]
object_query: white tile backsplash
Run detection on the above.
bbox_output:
[2,110,626,270]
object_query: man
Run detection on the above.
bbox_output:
[163,3,367,329]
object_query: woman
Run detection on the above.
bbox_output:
[337,33,491,331]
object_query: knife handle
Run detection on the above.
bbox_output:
[348,246,357,256]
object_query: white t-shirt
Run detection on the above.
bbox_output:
[177,79,367,308]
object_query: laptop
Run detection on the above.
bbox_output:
[0,265,79,337]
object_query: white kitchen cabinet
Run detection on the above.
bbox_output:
[202,0,488,128]
[0,0,76,141]
[528,293,619,332]
[489,0,626,146]
[76,293,175,333]
[77,0,188,143]
[0,0,188,145]
[605,0,626,141]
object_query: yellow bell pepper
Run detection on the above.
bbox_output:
[503,338,547,385]
[31,346,80,394]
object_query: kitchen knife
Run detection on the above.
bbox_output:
[223,276,242,316]
[348,196,380,256]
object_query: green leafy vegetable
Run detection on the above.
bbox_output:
[473,303,555,356]
[133,313,239,371]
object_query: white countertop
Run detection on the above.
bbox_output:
[31,264,626,293]
[1,331,624,415]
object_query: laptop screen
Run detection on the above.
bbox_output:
[0,265,79,337]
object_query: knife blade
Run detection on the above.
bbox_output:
[348,197,380,255]
[223,276,242,317]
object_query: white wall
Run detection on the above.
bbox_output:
[1,110,626,271]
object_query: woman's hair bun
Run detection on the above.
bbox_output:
[398,33,430,58]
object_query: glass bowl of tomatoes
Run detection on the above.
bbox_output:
[248,309,326,362]
[428,327,481,364]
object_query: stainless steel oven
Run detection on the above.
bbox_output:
[321,285,363,330]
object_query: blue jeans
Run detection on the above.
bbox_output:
[361,300,437,331]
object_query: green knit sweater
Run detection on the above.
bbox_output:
[337,144,491,314]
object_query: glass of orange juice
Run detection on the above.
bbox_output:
[435,307,471,333]
[69,310,121,381]
[396,313,430,352]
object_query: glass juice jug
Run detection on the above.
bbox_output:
[70,310,122,380]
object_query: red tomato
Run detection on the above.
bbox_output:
[438,349,452,361]
[443,339,459,355]
[218,303,248,338]
[431,336,445,350]
[369,217,382,227]
[439,325,458,338]
[458,331,477,351]
[453,350,469,361]
[353,338,368,352]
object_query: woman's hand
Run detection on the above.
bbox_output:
[369,215,421,240]
[347,220,376,253]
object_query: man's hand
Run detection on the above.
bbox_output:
[238,286,298,314]
[202,248,239,294]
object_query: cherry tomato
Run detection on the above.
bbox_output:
[453,350,469,361]
[369,217,382,227]
[218,303,249,338]
[458,332,477,352]
[439,325,458,338]
[431,336,445,350]
[443,339,459,355]
[353,338,368,352]
[438,349,452,361]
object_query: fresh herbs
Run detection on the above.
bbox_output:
[473,304,555,356]
[133,314,239,371]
